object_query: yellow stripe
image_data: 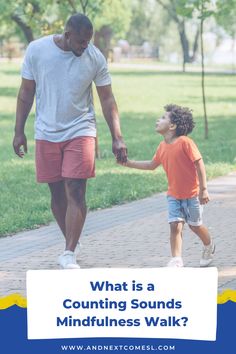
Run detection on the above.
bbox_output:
[218,289,236,304]
[0,290,235,309]
[0,294,27,309]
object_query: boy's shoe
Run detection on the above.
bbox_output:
[58,251,80,269]
[200,241,215,267]
[167,257,184,268]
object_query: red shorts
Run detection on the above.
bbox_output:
[35,136,95,183]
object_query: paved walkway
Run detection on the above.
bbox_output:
[0,173,236,297]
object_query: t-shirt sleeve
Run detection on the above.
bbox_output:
[94,51,112,87]
[183,137,202,162]
[21,44,35,80]
[152,144,162,165]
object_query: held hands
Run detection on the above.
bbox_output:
[199,188,210,205]
[112,137,127,164]
[13,133,28,158]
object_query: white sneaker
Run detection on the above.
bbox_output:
[200,241,215,267]
[167,257,184,267]
[58,251,80,269]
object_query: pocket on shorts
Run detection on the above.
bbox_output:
[167,196,185,222]
[187,197,203,224]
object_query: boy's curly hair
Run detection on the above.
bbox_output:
[164,104,195,136]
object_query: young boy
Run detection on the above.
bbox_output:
[120,104,215,267]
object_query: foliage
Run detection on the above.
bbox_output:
[156,0,202,68]
[215,0,236,37]
[93,0,131,39]
[126,0,168,46]
[0,0,57,42]
[0,0,132,43]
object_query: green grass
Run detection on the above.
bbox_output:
[0,62,236,235]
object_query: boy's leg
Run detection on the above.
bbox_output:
[188,224,211,246]
[186,197,215,266]
[167,196,185,267]
[170,221,184,257]
[167,221,184,267]
[189,225,215,267]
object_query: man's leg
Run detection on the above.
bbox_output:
[64,178,87,251]
[48,181,67,237]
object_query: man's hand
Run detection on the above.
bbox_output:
[199,188,210,205]
[13,133,28,158]
[112,137,127,163]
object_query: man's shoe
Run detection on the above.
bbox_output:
[167,257,184,267]
[200,241,215,267]
[58,251,80,269]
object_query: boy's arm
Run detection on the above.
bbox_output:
[194,158,210,204]
[123,159,159,170]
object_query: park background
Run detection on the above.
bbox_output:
[0,0,235,236]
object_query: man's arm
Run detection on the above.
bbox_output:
[195,158,210,204]
[13,78,36,158]
[96,84,127,162]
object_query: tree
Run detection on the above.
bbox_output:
[54,0,131,59]
[126,0,170,58]
[0,0,57,44]
[156,0,200,71]
[0,0,132,54]
[215,0,236,37]
[176,0,216,139]
[215,0,236,71]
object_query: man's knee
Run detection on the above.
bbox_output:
[65,179,87,205]
[48,181,66,204]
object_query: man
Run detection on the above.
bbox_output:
[13,13,127,269]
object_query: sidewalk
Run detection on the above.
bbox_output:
[0,172,236,297]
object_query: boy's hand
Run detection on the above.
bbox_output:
[199,188,210,205]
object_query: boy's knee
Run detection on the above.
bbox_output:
[189,224,201,232]
[170,221,183,233]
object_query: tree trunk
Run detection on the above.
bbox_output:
[231,33,235,72]
[200,16,208,139]
[178,21,191,72]
[191,28,200,62]
[11,14,34,43]
[156,0,199,71]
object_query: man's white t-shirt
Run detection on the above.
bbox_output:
[21,35,111,142]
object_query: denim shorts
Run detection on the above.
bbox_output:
[167,195,203,226]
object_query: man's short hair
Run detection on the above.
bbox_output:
[65,13,93,33]
[165,104,195,136]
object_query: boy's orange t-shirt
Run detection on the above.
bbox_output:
[153,136,202,199]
